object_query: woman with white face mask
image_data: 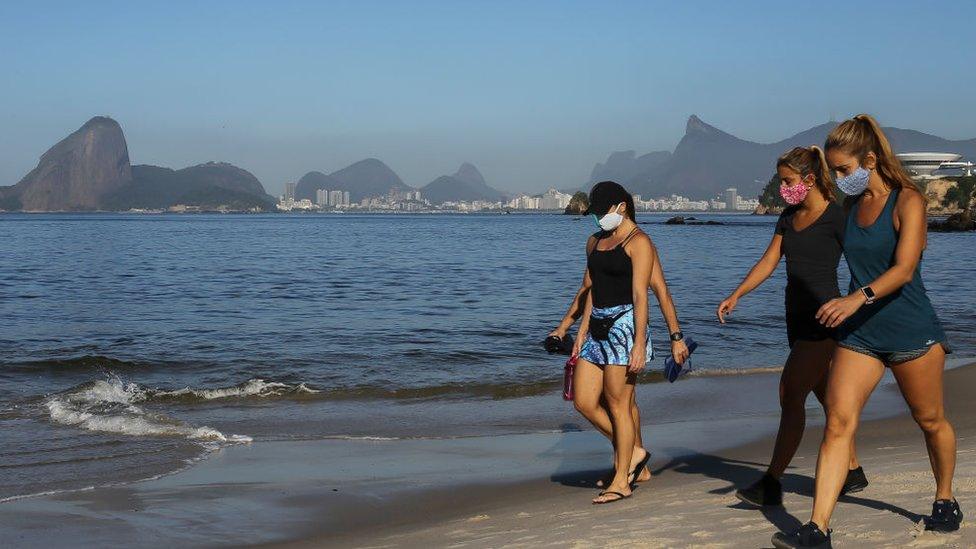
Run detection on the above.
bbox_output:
[718,147,866,510]
[570,180,688,504]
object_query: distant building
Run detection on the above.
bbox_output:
[329,190,343,207]
[539,188,572,210]
[897,152,973,180]
[342,191,351,206]
[724,188,738,211]
[284,182,296,201]
[315,189,327,207]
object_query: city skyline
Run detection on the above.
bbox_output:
[2,1,976,197]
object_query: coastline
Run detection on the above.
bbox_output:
[2,359,973,547]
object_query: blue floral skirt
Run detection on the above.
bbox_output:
[579,304,654,366]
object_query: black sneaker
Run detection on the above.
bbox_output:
[735,473,782,507]
[771,522,832,548]
[924,498,963,532]
[840,466,868,495]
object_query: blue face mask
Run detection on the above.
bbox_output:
[836,167,870,196]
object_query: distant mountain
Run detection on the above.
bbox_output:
[104,162,276,210]
[420,163,506,204]
[295,158,411,203]
[0,116,276,211]
[589,115,976,200]
[0,116,132,211]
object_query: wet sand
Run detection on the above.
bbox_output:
[2,359,973,548]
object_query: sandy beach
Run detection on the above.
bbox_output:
[2,359,973,548]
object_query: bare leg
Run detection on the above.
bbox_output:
[573,359,611,438]
[811,362,860,471]
[574,359,648,484]
[767,339,834,478]
[890,344,955,500]
[593,366,637,503]
[810,347,884,530]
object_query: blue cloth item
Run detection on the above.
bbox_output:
[579,304,653,366]
[838,189,948,353]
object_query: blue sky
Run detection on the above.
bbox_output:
[2,0,975,195]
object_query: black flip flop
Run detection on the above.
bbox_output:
[593,490,631,505]
[627,450,652,485]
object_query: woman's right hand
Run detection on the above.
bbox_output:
[717,295,738,324]
[572,333,586,357]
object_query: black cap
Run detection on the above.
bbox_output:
[584,181,630,216]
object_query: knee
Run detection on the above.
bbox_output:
[604,393,630,416]
[912,409,947,435]
[824,410,857,441]
[573,397,599,417]
[779,390,807,413]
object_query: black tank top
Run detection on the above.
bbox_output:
[587,228,639,308]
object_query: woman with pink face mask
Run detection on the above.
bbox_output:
[716,146,865,508]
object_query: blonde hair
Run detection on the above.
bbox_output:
[777,145,836,202]
[824,114,919,192]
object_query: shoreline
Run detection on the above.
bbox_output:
[1,359,973,547]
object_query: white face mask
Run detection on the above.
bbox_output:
[596,204,625,231]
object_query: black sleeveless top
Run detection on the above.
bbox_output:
[587,229,639,308]
[774,202,845,313]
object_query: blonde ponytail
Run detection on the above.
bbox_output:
[825,114,919,192]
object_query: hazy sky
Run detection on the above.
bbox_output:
[2,1,975,195]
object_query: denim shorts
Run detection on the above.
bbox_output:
[838,341,950,365]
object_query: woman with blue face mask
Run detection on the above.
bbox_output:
[772,115,960,549]
[570,180,689,504]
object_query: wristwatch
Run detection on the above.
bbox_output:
[859,286,876,305]
[670,331,684,342]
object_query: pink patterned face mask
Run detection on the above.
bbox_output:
[779,182,810,205]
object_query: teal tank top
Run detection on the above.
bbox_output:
[838,189,946,352]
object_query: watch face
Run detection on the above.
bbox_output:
[863,286,875,298]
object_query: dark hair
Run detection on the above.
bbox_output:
[588,180,636,221]
[777,146,836,201]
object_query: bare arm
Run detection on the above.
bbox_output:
[626,234,653,373]
[647,241,680,336]
[817,191,928,328]
[570,236,598,356]
[647,239,690,365]
[717,234,783,323]
[572,272,594,357]
[550,277,591,337]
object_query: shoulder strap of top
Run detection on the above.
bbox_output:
[618,226,640,248]
[587,231,607,256]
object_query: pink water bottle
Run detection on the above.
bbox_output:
[563,355,577,401]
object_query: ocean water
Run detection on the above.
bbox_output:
[1,212,974,501]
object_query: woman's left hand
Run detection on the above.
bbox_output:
[816,294,866,328]
[628,342,647,374]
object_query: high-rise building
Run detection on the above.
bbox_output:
[342,191,351,206]
[329,190,343,207]
[315,189,327,206]
[284,182,296,201]
[724,188,738,211]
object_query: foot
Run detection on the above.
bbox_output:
[592,486,632,504]
[735,473,782,507]
[626,447,651,484]
[840,466,868,495]
[596,447,651,487]
[771,522,832,548]
[924,498,963,532]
